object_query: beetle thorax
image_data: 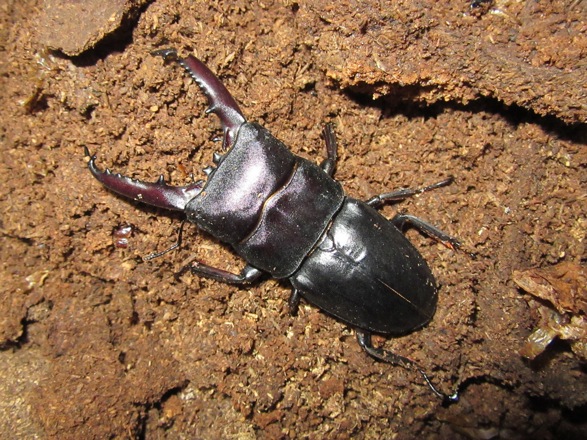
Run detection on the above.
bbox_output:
[186,122,344,278]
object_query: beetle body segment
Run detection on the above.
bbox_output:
[291,198,437,334]
[185,122,344,278]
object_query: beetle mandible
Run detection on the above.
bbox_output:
[85,49,461,403]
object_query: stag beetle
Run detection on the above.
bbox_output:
[85,49,461,403]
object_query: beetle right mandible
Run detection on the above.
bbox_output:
[85,48,462,403]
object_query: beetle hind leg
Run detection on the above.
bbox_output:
[356,330,458,404]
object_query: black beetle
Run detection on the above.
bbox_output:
[86,49,461,403]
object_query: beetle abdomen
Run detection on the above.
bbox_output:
[187,123,344,278]
[290,198,438,334]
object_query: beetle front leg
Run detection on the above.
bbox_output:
[365,177,454,207]
[178,261,263,284]
[320,123,338,177]
[143,220,187,261]
[356,330,459,404]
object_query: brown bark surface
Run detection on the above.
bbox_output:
[1,0,586,438]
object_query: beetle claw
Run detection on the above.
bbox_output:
[85,149,204,211]
[152,48,247,151]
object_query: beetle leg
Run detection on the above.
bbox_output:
[288,288,302,316]
[177,261,263,284]
[152,48,247,151]
[390,214,461,251]
[363,177,460,250]
[319,123,338,177]
[356,330,459,404]
[365,177,454,207]
[143,220,187,261]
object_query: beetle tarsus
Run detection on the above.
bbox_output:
[356,330,458,404]
[363,180,462,251]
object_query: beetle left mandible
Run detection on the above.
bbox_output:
[85,48,462,403]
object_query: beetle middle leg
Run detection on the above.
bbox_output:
[288,288,302,316]
[356,330,458,404]
[390,214,461,251]
[365,178,461,251]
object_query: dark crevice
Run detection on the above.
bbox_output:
[526,396,587,439]
[135,383,189,440]
[0,299,51,350]
[49,1,157,66]
[1,231,35,246]
[0,319,29,351]
[456,373,517,394]
[342,87,587,145]
[0,297,53,350]
[451,374,587,438]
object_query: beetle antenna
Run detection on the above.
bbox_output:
[143,220,187,261]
